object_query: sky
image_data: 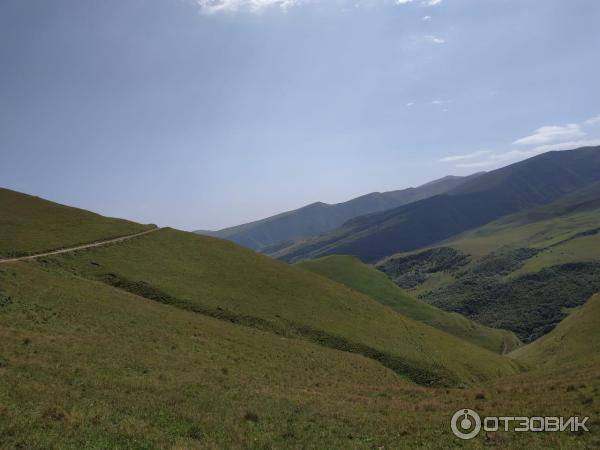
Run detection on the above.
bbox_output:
[1,0,600,230]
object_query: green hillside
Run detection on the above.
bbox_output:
[48,228,521,387]
[377,180,600,343]
[0,261,411,449]
[422,180,600,258]
[2,189,600,449]
[199,173,483,251]
[2,261,597,449]
[297,255,521,353]
[272,146,600,263]
[511,294,600,368]
[0,188,154,258]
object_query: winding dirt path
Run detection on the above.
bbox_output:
[0,228,161,264]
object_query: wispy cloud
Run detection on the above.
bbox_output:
[196,0,301,14]
[424,35,445,44]
[513,123,585,146]
[454,148,545,168]
[397,0,442,5]
[584,115,600,126]
[440,114,600,170]
[422,15,432,20]
[455,160,496,168]
[439,150,490,162]
[197,0,443,14]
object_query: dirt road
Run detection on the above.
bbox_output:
[0,227,160,264]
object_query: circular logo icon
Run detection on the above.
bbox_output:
[451,409,481,440]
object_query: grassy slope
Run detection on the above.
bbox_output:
[422,187,600,289]
[0,261,407,449]
[376,183,600,342]
[50,228,521,387]
[446,205,600,279]
[440,191,600,267]
[0,188,153,258]
[422,261,600,342]
[511,294,600,368]
[1,190,599,448]
[404,180,600,265]
[297,255,521,354]
[2,262,598,449]
[379,206,600,299]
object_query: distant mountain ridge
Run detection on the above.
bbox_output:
[195,173,484,250]
[376,176,600,343]
[272,146,600,263]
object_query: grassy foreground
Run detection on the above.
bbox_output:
[0,262,598,449]
[0,261,408,449]
[49,228,521,387]
[297,255,520,354]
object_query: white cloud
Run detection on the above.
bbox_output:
[439,150,490,162]
[424,35,445,44]
[197,0,443,13]
[196,0,300,13]
[396,0,441,5]
[455,160,495,168]
[440,114,600,170]
[584,115,600,126]
[513,124,585,146]
[452,148,544,168]
[406,102,415,107]
[422,15,432,20]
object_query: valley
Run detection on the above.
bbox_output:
[2,147,600,448]
[378,176,600,342]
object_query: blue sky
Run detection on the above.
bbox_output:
[1,0,600,230]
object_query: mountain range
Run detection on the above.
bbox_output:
[195,173,483,251]
[271,146,600,263]
[377,165,600,342]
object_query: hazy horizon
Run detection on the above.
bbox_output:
[2,0,600,230]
